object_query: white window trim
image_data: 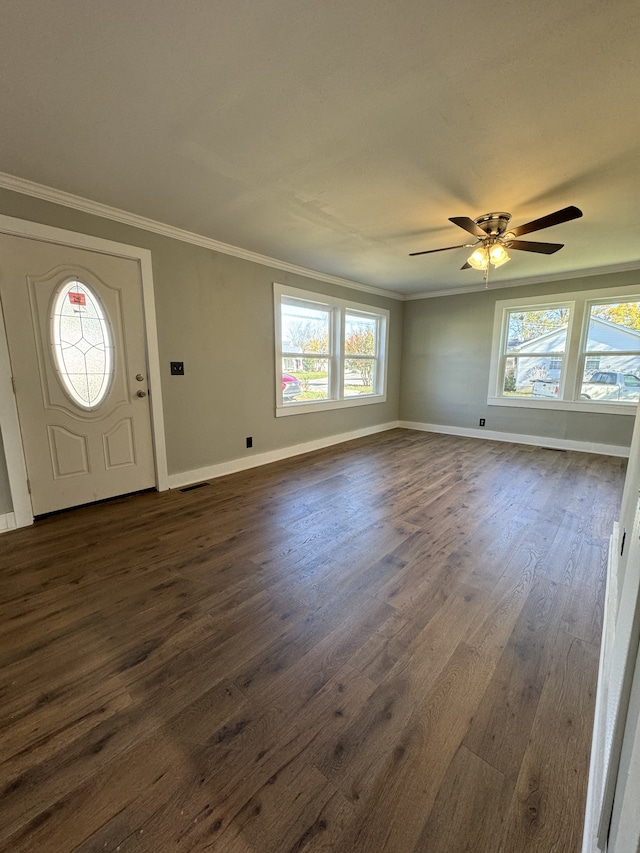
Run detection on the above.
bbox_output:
[274,283,389,417]
[488,284,640,416]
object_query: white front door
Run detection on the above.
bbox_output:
[0,233,156,515]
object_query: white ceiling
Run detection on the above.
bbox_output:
[1,0,640,297]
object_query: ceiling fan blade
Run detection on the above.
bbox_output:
[409,244,469,257]
[460,262,472,270]
[507,239,564,254]
[449,216,487,238]
[508,205,582,237]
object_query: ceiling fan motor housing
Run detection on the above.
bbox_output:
[474,212,512,236]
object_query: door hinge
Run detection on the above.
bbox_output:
[11,376,16,394]
[26,478,31,494]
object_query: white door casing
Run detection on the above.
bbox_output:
[0,217,167,523]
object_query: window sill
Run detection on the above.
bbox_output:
[276,394,387,417]
[487,396,638,416]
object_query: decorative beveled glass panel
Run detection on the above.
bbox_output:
[51,280,113,409]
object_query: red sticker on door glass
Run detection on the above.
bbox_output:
[69,292,86,306]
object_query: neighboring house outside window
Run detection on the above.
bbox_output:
[274,283,389,416]
[585,356,601,373]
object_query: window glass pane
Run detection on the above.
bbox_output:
[344,359,376,396]
[281,300,329,355]
[587,302,640,352]
[506,307,569,353]
[281,358,329,403]
[345,313,377,356]
[51,279,113,409]
[503,356,562,398]
[580,357,640,403]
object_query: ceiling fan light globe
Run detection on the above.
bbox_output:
[489,244,510,267]
[468,247,489,270]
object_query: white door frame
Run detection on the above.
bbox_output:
[0,214,168,528]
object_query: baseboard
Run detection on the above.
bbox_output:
[0,512,17,532]
[399,420,631,458]
[167,421,401,489]
[169,418,629,489]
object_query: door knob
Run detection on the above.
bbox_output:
[136,390,147,398]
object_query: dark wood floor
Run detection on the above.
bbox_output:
[0,429,626,853]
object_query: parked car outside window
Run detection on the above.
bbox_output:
[531,371,640,402]
[282,373,301,401]
[532,379,560,398]
[581,371,640,402]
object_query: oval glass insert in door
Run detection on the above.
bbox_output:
[50,279,114,410]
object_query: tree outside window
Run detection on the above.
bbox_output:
[345,314,377,394]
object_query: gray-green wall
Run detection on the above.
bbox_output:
[399,271,639,449]
[0,188,402,513]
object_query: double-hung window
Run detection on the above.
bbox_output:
[274,283,388,415]
[488,285,640,413]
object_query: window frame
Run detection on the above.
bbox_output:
[274,283,389,416]
[488,284,640,416]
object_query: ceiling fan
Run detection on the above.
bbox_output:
[410,205,583,284]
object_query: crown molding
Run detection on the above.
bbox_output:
[403,259,640,300]
[4,171,639,304]
[0,171,402,301]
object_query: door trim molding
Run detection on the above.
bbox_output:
[0,214,168,528]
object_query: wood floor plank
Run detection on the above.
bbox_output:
[498,632,600,853]
[315,585,490,801]
[463,575,568,778]
[128,665,375,851]
[0,729,185,853]
[0,431,625,852]
[410,745,510,853]
[338,640,508,852]
[1,679,246,843]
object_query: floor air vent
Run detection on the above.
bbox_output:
[180,482,210,493]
